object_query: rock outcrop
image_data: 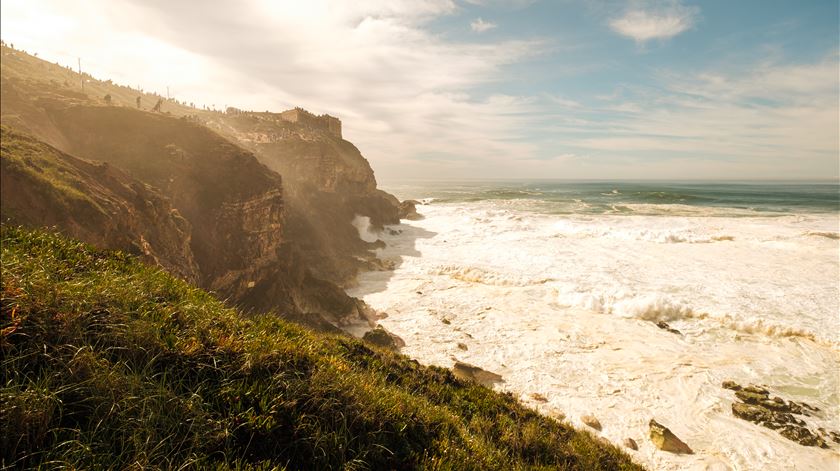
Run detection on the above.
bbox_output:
[206,110,405,285]
[723,380,831,448]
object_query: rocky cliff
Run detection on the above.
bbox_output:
[0,56,383,329]
[0,125,199,283]
[208,111,404,284]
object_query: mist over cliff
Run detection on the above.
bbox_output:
[0,43,411,330]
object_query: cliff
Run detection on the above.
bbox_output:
[209,110,403,284]
[0,56,376,329]
[0,125,199,282]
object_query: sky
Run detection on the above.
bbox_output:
[1,0,838,181]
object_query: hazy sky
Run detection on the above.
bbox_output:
[2,0,838,181]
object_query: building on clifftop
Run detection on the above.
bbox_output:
[279,107,342,138]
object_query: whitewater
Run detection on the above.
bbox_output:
[348,181,839,470]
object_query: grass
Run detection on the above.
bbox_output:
[0,226,643,470]
[0,125,100,209]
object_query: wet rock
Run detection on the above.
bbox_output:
[451,361,503,386]
[398,200,422,220]
[649,419,693,454]
[721,380,741,391]
[655,321,681,335]
[779,425,828,449]
[529,392,548,402]
[726,381,831,448]
[743,385,768,395]
[456,342,468,351]
[362,325,405,351]
[581,414,602,431]
[732,402,788,426]
[622,438,638,451]
[735,390,768,405]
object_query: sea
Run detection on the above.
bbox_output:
[347,180,840,471]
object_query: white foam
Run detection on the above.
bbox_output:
[351,214,379,243]
[350,201,840,471]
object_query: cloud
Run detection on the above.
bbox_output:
[470,17,497,33]
[556,56,839,179]
[0,0,548,180]
[609,2,698,43]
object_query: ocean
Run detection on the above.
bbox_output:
[348,181,840,470]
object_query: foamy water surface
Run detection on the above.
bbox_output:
[349,182,840,470]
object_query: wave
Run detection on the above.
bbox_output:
[352,215,379,243]
[803,231,839,240]
[550,223,736,244]
[432,265,554,287]
[556,290,825,344]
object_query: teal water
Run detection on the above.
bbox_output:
[384,181,840,216]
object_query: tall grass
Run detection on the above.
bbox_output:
[1,226,642,470]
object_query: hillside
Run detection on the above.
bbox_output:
[0,226,642,470]
[0,46,384,330]
[0,125,199,282]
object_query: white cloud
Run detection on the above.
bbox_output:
[0,0,546,180]
[609,2,698,43]
[556,56,839,179]
[470,17,497,33]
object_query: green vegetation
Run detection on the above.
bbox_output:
[0,226,642,470]
[0,125,99,208]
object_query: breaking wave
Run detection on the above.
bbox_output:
[803,231,839,240]
[432,265,554,287]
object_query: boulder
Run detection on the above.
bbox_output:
[362,325,405,351]
[581,414,602,431]
[649,419,693,454]
[622,438,638,451]
[451,361,503,386]
[398,200,422,220]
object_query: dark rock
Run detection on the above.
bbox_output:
[649,419,693,454]
[779,426,828,449]
[456,342,468,351]
[441,318,451,325]
[729,389,827,448]
[743,385,769,395]
[722,380,742,391]
[362,325,405,351]
[735,390,769,405]
[529,392,548,402]
[622,438,638,451]
[655,321,681,335]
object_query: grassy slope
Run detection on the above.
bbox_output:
[0,226,642,470]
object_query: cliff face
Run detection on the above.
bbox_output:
[0,126,200,283]
[209,112,402,284]
[0,70,375,329]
